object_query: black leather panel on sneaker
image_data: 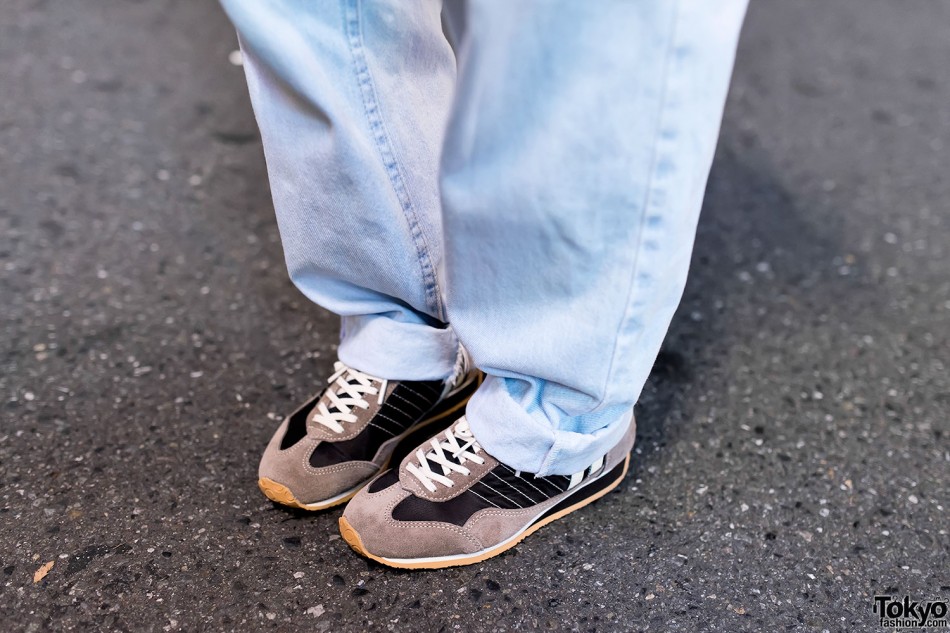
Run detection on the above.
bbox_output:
[308,380,443,468]
[387,377,481,466]
[392,489,496,526]
[489,464,570,502]
[391,464,576,526]
[309,423,394,466]
[279,393,323,450]
[367,468,400,493]
[536,460,626,522]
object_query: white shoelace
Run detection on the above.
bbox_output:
[406,417,485,492]
[310,361,388,434]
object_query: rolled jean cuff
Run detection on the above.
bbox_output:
[464,376,634,476]
[337,314,459,381]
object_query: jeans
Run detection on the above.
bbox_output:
[220,0,748,475]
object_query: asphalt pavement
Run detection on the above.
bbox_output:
[1,1,947,631]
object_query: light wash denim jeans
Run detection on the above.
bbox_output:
[220,0,748,475]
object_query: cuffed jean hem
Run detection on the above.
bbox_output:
[338,314,459,381]
[464,376,635,477]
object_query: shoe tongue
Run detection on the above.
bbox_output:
[423,440,463,477]
[427,419,477,468]
[304,380,347,427]
[305,374,391,440]
[322,374,363,415]
[398,419,497,501]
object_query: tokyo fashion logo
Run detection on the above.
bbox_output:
[873,595,949,629]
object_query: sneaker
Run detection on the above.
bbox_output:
[257,349,481,511]
[338,416,635,569]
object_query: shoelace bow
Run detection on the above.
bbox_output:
[310,361,388,434]
[406,417,485,493]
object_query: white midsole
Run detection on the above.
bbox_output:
[297,482,367,510]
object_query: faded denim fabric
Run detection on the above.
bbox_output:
[220,0,748,475]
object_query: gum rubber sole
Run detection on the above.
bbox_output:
[338,453,631,570]
[259,373,482,512]
[258,477,359,511]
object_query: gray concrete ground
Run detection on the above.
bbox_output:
[1,1,948,631]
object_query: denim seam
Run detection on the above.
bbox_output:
[595,0,682,412]
[342,0,445,320]
[535,3,682,476]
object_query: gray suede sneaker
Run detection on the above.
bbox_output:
[258,349,481,511]
[339,416,635,569]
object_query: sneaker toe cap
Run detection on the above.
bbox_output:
[259,419,377,506]
[342,478,483,560]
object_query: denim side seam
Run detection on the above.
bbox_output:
[595,0,683,414]
[533,3,681,476]
[342,0,445,320]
